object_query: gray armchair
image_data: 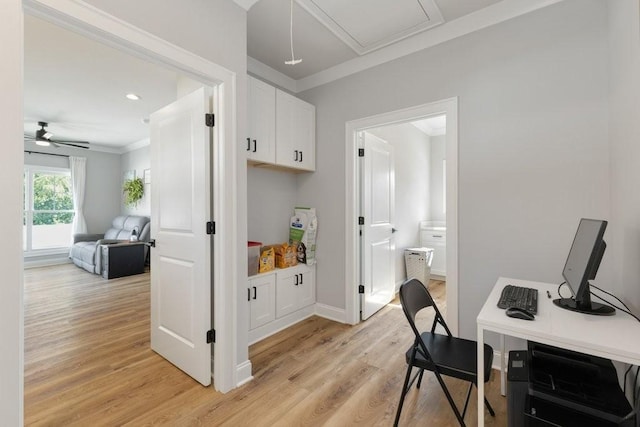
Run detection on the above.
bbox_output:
[70,215,151,275]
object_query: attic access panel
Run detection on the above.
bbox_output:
[296,0,444,55]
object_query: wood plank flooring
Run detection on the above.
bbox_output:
[24,264,506,426]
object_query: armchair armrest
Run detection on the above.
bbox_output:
[73,233,104,244]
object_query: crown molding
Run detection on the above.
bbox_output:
[247,56,298,93]
[295,0,564,92]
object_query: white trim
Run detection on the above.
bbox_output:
[24,257,71,269]
[345,98,459,335]
[295,0,563,92]
[492,350,503,371]
[247,56,298,94]
[235,360,253,387]
[314,303,347,323]
[248,305,315,345]
[23,0,238,393]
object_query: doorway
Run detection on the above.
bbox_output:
[21,0,238,393]
[344,98,459,334]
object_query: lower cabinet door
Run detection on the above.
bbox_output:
[297,265,315,309]
[249,273,276,330]
[276,268,299,318]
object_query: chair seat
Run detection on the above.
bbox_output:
[405,332,494,383]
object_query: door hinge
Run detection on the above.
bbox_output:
[206,221,215,235]
[358,216,364,225]
[205,113,215,127]
[358,285,365,294]
[206,329,215,343]
[358,148,364,157]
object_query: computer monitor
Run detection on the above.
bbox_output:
[553,218,615,315]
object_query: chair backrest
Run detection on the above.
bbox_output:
[399,278,452,339]
[104,215,151,242]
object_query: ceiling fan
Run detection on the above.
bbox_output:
[24,122,90,149]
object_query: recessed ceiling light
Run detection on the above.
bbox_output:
[126,93,141,101]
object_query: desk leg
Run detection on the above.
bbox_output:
[477,324,485,427]
[500,333,506,396]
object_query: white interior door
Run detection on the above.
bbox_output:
[361,131,395,320]
[150,87,213,386]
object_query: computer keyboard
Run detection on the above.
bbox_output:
[497,284,538,314]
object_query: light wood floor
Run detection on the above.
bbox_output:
[24,264,506,426]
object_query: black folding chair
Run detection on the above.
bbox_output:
[394,278,495,426]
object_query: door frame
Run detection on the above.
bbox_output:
[344,98,459,335]
[22,0,238,392]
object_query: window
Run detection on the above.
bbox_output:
[23,166,74,253]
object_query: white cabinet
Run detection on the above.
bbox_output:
[275,90,316,171]
[420,228,446,277]
[247,75,315,172]
[248,264,316,343]
[248,272,276,330]
[247,76,276,163]
[276,264,315,318]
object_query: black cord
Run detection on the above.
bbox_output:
[625,365,634,395]
[590,292,640,323]
[590,284,632,313]
[635,367,640,405]
[557,281,567,298]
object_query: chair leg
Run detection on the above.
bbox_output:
[416,369,425,389]
[433,371,466,427]
[394,364,414,427]
[473,382,496,417]
[461,382,473,418]
[484,396,495,417]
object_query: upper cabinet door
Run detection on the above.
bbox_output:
[247,76,276,163]
[276,90,316,171]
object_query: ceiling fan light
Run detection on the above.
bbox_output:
[126,93,141,101]
[35,140,51,147]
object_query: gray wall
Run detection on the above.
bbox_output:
[609,0,640,314]
[121,145,151,217]
[24,142,122,234]
[299,0,610,339]
[247,167,298,245]
[368,124,430,285]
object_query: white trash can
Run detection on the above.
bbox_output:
[404,247,434,286]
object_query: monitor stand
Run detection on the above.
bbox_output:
[553,298,615,316]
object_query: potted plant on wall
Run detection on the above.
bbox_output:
[123,177,144,207]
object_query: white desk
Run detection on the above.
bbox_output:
[476,277,640,427]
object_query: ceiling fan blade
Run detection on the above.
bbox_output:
[54,142,90,149]
[24,135,36,140]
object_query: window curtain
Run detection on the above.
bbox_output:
[69,156,87,235]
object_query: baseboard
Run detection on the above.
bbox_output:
[315,303,347,323]
[235,360,253,388]
[492,349,504,371]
